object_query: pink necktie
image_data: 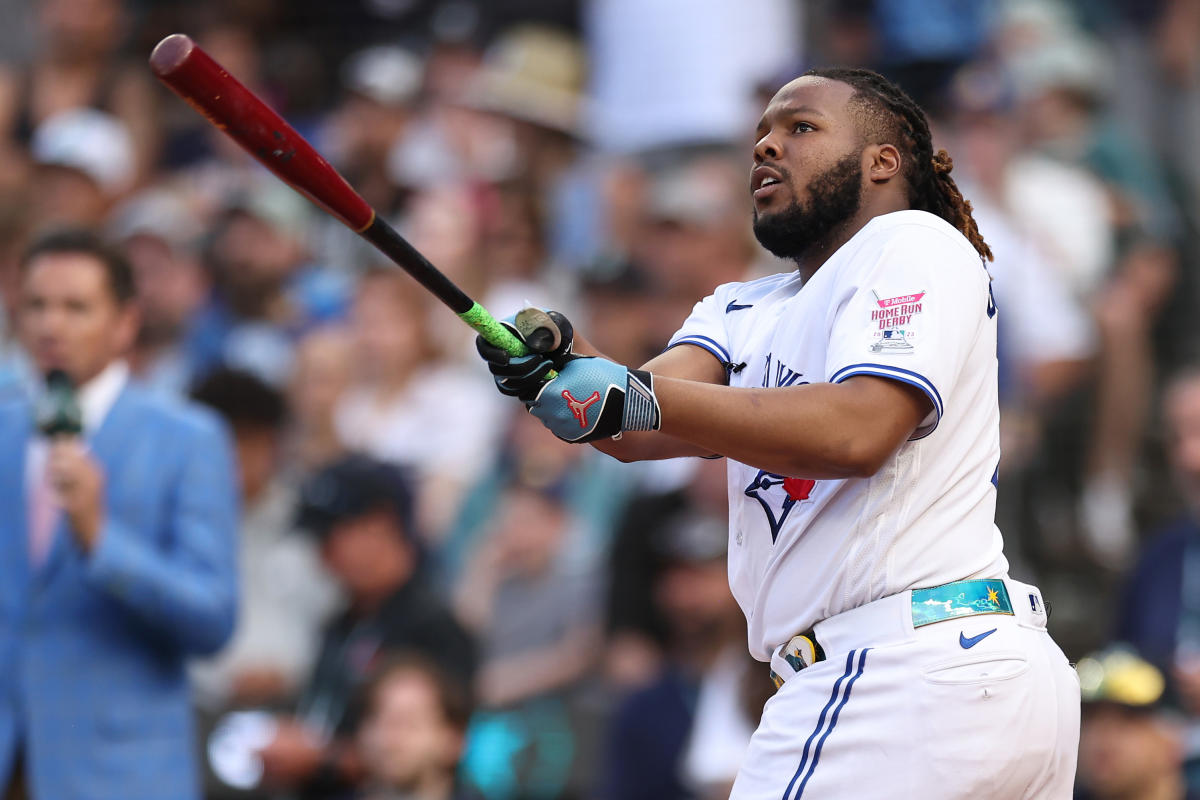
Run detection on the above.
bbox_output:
[29,460,57,567]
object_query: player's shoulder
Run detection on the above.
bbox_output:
[838,211,987,297]
[707,271,798,305]
[857,210,980,262]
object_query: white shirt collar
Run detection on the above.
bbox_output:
[73,360,129,433]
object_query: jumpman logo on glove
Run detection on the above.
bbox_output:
[563,389,601,428]
[527,356,660,443]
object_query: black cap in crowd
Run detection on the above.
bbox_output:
[296,455,416,542]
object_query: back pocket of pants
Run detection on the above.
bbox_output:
[922,651,1029,686]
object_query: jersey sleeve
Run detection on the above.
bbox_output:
[824,226,988,439]
[666,284,736,370]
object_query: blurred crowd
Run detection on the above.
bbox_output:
[3,0,1200,798]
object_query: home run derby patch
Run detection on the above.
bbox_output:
[869,290,925,354]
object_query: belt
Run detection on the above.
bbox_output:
[769,579,1016,688]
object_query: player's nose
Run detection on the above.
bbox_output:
[753,131,782,164]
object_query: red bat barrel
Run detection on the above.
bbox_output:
[149,33,375,232]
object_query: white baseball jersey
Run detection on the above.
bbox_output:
[668,210,1009,661]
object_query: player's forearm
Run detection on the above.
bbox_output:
[590,430,718,462]
[652,376,924,479]
[577,338,724,462]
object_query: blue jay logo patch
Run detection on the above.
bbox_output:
[744,471,817,542]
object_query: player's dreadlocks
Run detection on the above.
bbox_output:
[805,67,993,263]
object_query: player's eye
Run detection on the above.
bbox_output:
[792,121,816,134]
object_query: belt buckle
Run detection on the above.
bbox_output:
[769,632,825,689]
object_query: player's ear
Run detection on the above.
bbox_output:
[865,143,901,184]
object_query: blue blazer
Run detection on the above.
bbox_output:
[0,381,239,800]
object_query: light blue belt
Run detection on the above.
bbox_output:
[770,579,1014,688]
[910,579,1014,628]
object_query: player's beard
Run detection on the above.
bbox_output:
[752,150,864,263]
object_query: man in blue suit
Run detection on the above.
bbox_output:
[0,229,239,800]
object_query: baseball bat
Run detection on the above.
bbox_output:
[148,33,531,358]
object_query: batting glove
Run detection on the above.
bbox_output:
[475,309,575,402]
[527,356,661,443]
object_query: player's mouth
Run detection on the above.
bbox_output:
[32,343,67,369]
[751,165,786,203]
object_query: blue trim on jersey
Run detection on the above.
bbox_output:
[829,364,942,440]
[782,651,856,800]
[665,337,733,377]
[829,363,943,416]
[664,340,728,373]
[670,334,731,363]
[795,648,871,798]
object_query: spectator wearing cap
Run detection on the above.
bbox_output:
[109,189,207,397]
[599,504,755,800]
[257,455,476,799]
[324,46,422,213]
[0,228,238,800]
[459,25,604,270]
[189,368,339,713]
[633,155,762,348]
[1075,647,1197,800]
[0,0,159,169]
[357,653,484,800]
[29,108,135,229]
[452,464,606,800]
[186,181,352,387]
[0,0,160,190]
[311,44,424,276]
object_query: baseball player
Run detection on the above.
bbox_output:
[478,68,1080,798]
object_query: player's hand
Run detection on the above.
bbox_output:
[230,666,292,706]
[47,437,106,553]
[257,718,325,785]
[527,355,660,443]
[475,308,575,402]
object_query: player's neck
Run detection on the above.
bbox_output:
[792,194,911,280]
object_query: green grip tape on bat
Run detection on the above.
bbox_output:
[458,302,559,378]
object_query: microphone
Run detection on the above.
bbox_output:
[37,369,82,438]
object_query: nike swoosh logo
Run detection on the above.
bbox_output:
[725,300,753,313]
[959,628,997,649]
